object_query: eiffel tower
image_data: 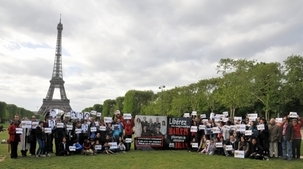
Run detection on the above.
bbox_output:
[38,17,72,116]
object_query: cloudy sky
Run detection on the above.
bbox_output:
[0,0,303,112]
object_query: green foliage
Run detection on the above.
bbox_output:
[102,99,116,116]
[123,90,154,116]
[92,104,102,112]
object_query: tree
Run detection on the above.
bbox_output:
[0,101,6,122]
[93,104,103,112]
[102,100,116,117]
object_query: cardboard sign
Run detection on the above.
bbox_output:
[234,150,245,158]
[247,113,257,120]
[191,143,198,148]
[21,121,32,128]
[56,123,64,128]
[125,138,132,143]
[289,112,298,118]
[95,145,102,150]
[191,111,197,116]
[245,130,252,136]
[216,142,223,148]
[90,127,97,132]
[84,112,90,119]
[31,122,39,129]
[69,146,76,151]
[222,111,228,117]
[124,114,132,120]
[200,114,206,119]
[16,128,23,134]
[48,120,55,128]
[95,121,99,126]
[257,124,265,130]
[99,126,106,131]
[199,125,206,130]
[212,127,220,134]
[225,145,233,151]
[190,126,198,132]
[236,124,246,132]
[44,128,52,134]
[77,112,83,119]
[104,117,112,123]
[109,142,118,150]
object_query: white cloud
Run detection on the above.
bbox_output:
[0,0,303,112]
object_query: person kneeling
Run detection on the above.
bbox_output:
[57,137,70,156]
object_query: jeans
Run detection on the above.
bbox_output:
[36,139,45,156]
[282,136,292,160]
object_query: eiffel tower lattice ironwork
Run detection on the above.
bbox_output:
[38,18,72,116]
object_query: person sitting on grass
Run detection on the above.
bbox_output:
[197,135,207,153]
[118,137,126,153]
[82,139,93,155]
[94,140,102,154]
[238,135,250,158]
[103,141,114,155]
[57,137,70,156]
[73,140,83,154]
[249,138,269,160]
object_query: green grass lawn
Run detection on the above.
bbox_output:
[0,123,302,169]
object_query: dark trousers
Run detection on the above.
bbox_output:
[124,135,132,151]
[292,139,301,159]
[55,137,63,154]
[10,141,19,158]
[30,137,37,155]
[57,150,69,156]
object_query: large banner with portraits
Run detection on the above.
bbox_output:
[166,117,191,149]
[134,115,167,149]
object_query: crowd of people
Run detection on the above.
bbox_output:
[6,111,303,162]
[188,115,303,161]
[7,113,134,159]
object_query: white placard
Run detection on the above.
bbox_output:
[210,112,215,119]
[95,145,102,150]
[206,140,210,145]
[50,109,56,119]
[71,111,77,119]
[289,112,298,118]
[200,114,206,119]
[191,111,197,116]
[204,128,212,135]
[69,146,76,151]
[104,117,112,123]
[247,113,257,119]
[249,117,256,122]
[224,125,231,130]
[199,125,206,130]
[95,121,99,127]
[223,118,229,122]
[184,113,190,118]
[216,142,223,148]
[192,143,198,148]
[124,114,132,120]
[236,124,246,132]
[234,117,242,122]
[90,111,97,116]
[190,126,198,132]
[222,111,229,117]
[109,142,118,150]
[75,129,82,134]
[225,145,233,151]
[44,128,52,134]
[99,126,106,131]
[77,112,83,119]
[275,118,282,123]
[66,124,73,131]
[16,128,23,134]
[31,122,39,129]
[214,118,221,122]
[84,112,90,119]
[245,130,252,136]
[229,125,236,130]
[90,127,97,132]
[21,121,32,128]
[48,120,55,128]
[257,124,265,130]
[125,138,132,143]
[212,127,220,134]
[96,112,101,117]
[234,150,245,158]
[56,123,64,128]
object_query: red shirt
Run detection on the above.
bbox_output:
[293,119,303,139]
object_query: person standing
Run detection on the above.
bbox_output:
[29,116,37,156]
[280,116,294,160]
[291,116,303,159]
[20,117,31,157]
[8,115,21,159]
[36,121,45,157]
[268,118,280,158]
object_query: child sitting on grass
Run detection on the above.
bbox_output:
[103,141,114,155]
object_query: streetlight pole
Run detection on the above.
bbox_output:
[159,85,165,115]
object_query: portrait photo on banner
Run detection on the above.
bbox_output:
[134,115,167,138]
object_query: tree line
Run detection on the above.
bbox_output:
[82,55,303,120]
[0,101,40,123]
